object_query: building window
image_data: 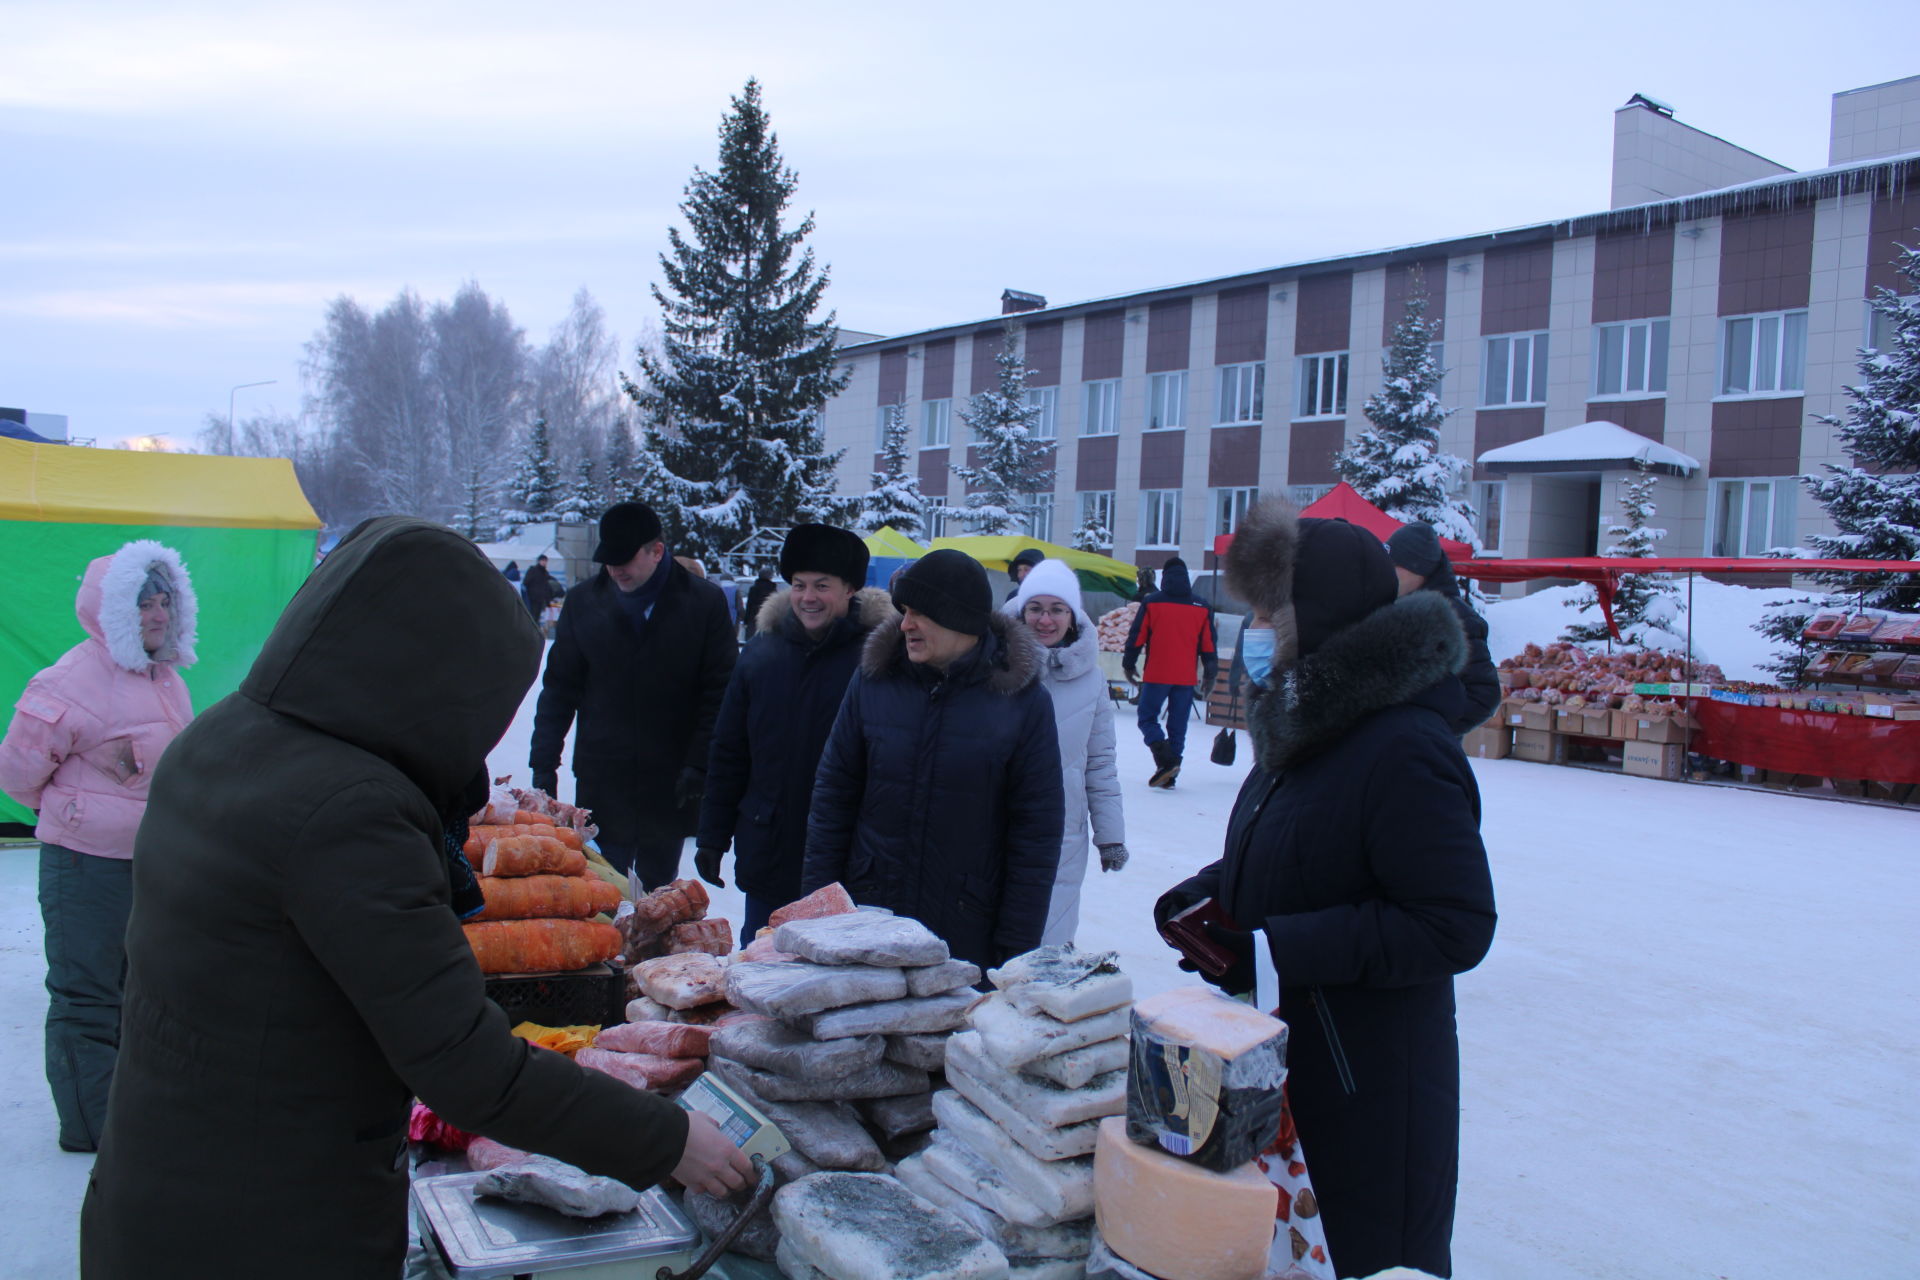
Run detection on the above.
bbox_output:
[1147,372,1188,430]
[1140,489,1182,547]
[1474,481,1505,553]
[925,495,950,539]
[1214,362,1266,425]
[921,398,951,448]
[1287,483,1333,508]
[1024,386,1059,440]
[1710,478,1797,556]
[1719,310,1807,397]
[1024,493,1055,543]
[1078,489,1115,532]
[1483,332,1549,407]
[1864,300,1899,354]
[875,405,897,452]
[1082,379,1120,436]
[1294,355,1346,419]
[1593,320,1670,397]
[1211,487,1258,538]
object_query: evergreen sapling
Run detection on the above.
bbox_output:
[950,324,1055,536]
[1563,460,1681,644]
[855,403,928,539]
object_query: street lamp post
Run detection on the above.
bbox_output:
[227,380,277,448]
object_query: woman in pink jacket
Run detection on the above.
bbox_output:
[0,541,196,1152]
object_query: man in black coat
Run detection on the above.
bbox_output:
[530,504,737,888]
[80,518,748,1280]
[521,553,557,619]
[1157,504,1495,1280]
[1387,523,1501,735]
[1003,545,1045,601]
[804,549,1065,968]
[743,565,779,636]
[695,525,892,936]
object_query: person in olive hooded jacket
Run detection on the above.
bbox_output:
[80,518,747,1280]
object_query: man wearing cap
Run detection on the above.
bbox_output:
[694,525,893,936]
[1004,545,1046,601]
[530,503,737,888]
[1122,555,1218,788]
[1387,523,1500,735]
[803,549,1065,967]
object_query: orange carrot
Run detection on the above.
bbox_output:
[473,875,622,922]
[462,919,621,974]
[482,836,587,878]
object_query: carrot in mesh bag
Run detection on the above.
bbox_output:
[472,875,621,922]
[482,835,587,878]
[462,919,620,974]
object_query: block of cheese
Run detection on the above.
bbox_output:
[772,1171,1011,1280]
[1125,987,1288,1173]
[1091,1118,1276,1280]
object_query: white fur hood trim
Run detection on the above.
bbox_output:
[92,540,198,673]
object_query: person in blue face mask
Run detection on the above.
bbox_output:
[1153,503,1496,1280]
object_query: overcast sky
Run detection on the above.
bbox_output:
[0,0,1898,447]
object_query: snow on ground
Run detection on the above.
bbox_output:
[2,640,1913,1278]
[1483,578,1809,684]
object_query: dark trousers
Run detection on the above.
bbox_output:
[741,893,777,941]
[598,837,687,893]
[1137,682,1195,755]
[40,842,133,1152]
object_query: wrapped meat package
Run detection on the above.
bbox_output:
[726,960,908,1018]
[896,1153,1094,1262]
[474,1153,640,1219]
[632,952,728,1009]
[885,1032,950,1072]
[971,994,1130,1069]
[804,989,982,1040]
[667,918,734,956]
[710,1015,886,1078]
[622,879,711,950]
[465,1136,531,1171]
[766,882,858,929]
[1124,986,1289,1173]
[596,1019,713,1058]
[685,1186,782,1263]
[702,1061,885,1171]
[774,911,951,967]
[709,1054,929,1103]
[988,946,1132,1023]
[575,1045,704,1092]
[770,1171,1012,1280]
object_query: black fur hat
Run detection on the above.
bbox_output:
[780,524,870,588]
[1225,499,1398,664]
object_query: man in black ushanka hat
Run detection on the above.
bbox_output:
[695,525,887,934]
[530,502,737,887]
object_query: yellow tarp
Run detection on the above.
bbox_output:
[929,534,1138,595]
[0,438,322,530]
[862,526,928,559]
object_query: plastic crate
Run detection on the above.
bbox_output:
[485,962,626,1028]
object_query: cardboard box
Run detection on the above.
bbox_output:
[1633,715,1693,744]
[1501,699,1528,729]
[1554,708,1585,733]
[1518,705,1554,732]
[1462,724,1511,760]
[1510,728,1564,765]
[1610,710,1638,740]
[1580,709,1614,738]
[1621,740,1683,780]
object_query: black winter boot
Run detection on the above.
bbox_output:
[1149,740,1182,789]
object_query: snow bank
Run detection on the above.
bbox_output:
[1484,578,1807,683]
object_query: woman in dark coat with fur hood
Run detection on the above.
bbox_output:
[804,549,1065,968]
[1157,500,1496,1280]
[696,525,895,936]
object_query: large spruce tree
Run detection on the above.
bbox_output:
[951,325,1055,535]
[855,403,928,539]
[1332,275,1478,547]
[626,79,850,560]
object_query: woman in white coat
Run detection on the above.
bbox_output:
[1004,559,1127,945]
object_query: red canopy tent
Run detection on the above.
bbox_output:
[1211,483,1474,561]
[1455,556,1920,640]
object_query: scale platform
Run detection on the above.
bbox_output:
[412,1171,700,1280]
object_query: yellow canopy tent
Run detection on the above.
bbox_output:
[860,526,927,588]
[1,439,322,829]
[928,534,1138,599]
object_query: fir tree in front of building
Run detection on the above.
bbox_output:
[625,78,850,560]
[1755,242,1920,679]
[498,416,559,536]
[1333,275,1478,548]
[1564,460,1681,645]
[951,325,1055,536]
[1071,512,1114,553]
[855,403,928,539]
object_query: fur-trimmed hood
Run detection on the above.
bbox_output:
[77,540,198,674]
[756,585,896,638]
[861,608,1044,695]
[1224,497,1299,665]
[1249,591,1467,771]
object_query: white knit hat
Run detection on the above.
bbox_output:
[1003,558,1088,627]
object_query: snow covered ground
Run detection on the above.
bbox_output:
[2,641,1913,1278]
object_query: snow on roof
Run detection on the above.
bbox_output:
[1477,420,1701,474]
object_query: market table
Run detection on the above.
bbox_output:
[1688,699,1920,784]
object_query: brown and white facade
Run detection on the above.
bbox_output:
[818,77,1920,580]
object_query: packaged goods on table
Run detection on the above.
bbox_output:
[772,1170,1011,1280]
[473,1152,642,1219]
[1125,987,1288,1173]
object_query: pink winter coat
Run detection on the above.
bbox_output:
[0,541,197,859]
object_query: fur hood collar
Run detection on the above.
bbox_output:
[1249,591,1465,771]
[861,609,1043,695]
[756,585,896,639]
[1038,616,1099,683]
[77,540,198,674]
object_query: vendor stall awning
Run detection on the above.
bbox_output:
[1476,421,1701,477]
[0,437,321,529]
[1211,482,1473,562]
[929,534,1139,597]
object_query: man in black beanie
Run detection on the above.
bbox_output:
[530,502,737,888]
[1005,545,1046,601]
[1386,523,1500,735]
[803,549,1066,967]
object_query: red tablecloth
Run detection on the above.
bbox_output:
[1690,700,1920,782]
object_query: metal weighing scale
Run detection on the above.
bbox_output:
[412,1074,791,1280]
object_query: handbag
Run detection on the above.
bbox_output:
[1210,673,1240,766]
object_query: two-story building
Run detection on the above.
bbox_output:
[817,76,1920,591]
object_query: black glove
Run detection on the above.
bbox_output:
[1122,662,1139,683]
[1152,884,1206,931]
[531,769,558,797]
[694,846,727,888]
[1191,922,1256,996]
[675,766,706,809]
